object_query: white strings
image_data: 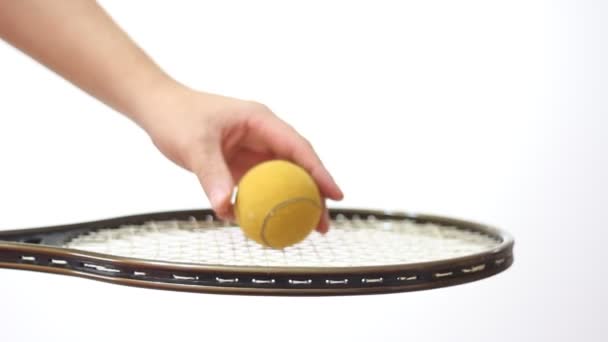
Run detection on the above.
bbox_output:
[64,215,499,267]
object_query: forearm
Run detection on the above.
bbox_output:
[0,0,177,121]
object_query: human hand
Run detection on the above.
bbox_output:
[0,1,342,232]
[134,85,343,233]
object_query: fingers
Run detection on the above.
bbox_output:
[247,113,340,235]
[192,139,235,220]
[315,199,330,234]
[249,115,344,201]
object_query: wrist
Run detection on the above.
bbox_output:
[125,76,192,130]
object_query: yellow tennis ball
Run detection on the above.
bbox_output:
[234,160,322,249]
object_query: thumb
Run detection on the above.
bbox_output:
[193,142,234,219]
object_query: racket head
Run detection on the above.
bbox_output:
[0,208,514,296]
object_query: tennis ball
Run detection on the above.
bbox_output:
[234,160,322,249]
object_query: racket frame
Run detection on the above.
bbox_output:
[0,208,514,296]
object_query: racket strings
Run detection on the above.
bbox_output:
[63,216,500,267]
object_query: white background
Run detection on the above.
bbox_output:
[0,1,606,341]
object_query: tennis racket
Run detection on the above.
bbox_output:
[0,208,514,296]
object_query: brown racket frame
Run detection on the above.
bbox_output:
[0,208,514,296]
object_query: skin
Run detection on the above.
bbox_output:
[0,0,343,232]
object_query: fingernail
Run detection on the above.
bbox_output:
[336,187,344,200]
[209,187,231,212]
[323,167,343,200]
[318,210,330,234]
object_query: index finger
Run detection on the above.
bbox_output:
[249,115,343,201]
